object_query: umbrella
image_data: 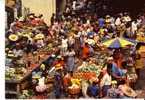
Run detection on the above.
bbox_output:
[34,33,45,39]
[103,37,134,48]
[124,38,138,44]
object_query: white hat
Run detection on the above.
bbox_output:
[18,17,24,22]
[106,15,110,18]
[51,54,55,57]
[107,57,113,61]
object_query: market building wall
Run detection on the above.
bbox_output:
[21,0,56,25]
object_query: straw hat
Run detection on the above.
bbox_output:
[51,54,56,57]
[56,55,62,59]
[7,50,15,57]
[106,15,110,18]
[111,80,117,84]
[22,34,30,38]
[35,33,45,39]
[40,64,45,70]
[8,34,18,41]
[29,15,34,19]
[5,48,9,52]
[107,57,113,61]
[18,17,24,22]
[121,84,137,97]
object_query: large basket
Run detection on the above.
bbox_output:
[68,87,80,95]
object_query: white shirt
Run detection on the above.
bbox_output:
[72,1,77,10]
[68,37,75,45]
[131,21,137,32]
[62,39,68,48]
[100,73,112,87]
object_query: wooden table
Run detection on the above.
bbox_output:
[5,65,39,99]
[5,50,50,99]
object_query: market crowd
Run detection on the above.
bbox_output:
[5,0,145,99]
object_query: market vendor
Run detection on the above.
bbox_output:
[107,57,127,85]
[66,48,76,73]
[100,67,112,97]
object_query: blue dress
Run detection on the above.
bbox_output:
[66,51,75,72]
[67,55,75,72]
[111,63,125,77]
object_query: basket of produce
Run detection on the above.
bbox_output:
[68,84,81,95]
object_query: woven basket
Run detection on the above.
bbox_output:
[68,87,80,95]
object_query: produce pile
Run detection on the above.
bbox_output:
[73,72,96,80]
[74,64,102,80]
[78,65,102,77]
[5,67,27,80]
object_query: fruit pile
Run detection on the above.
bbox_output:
[78,65,102,77]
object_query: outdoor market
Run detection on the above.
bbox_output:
[5,0,145,99]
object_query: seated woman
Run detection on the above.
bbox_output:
[107,57,127,85]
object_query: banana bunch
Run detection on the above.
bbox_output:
[71,78,81,86]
